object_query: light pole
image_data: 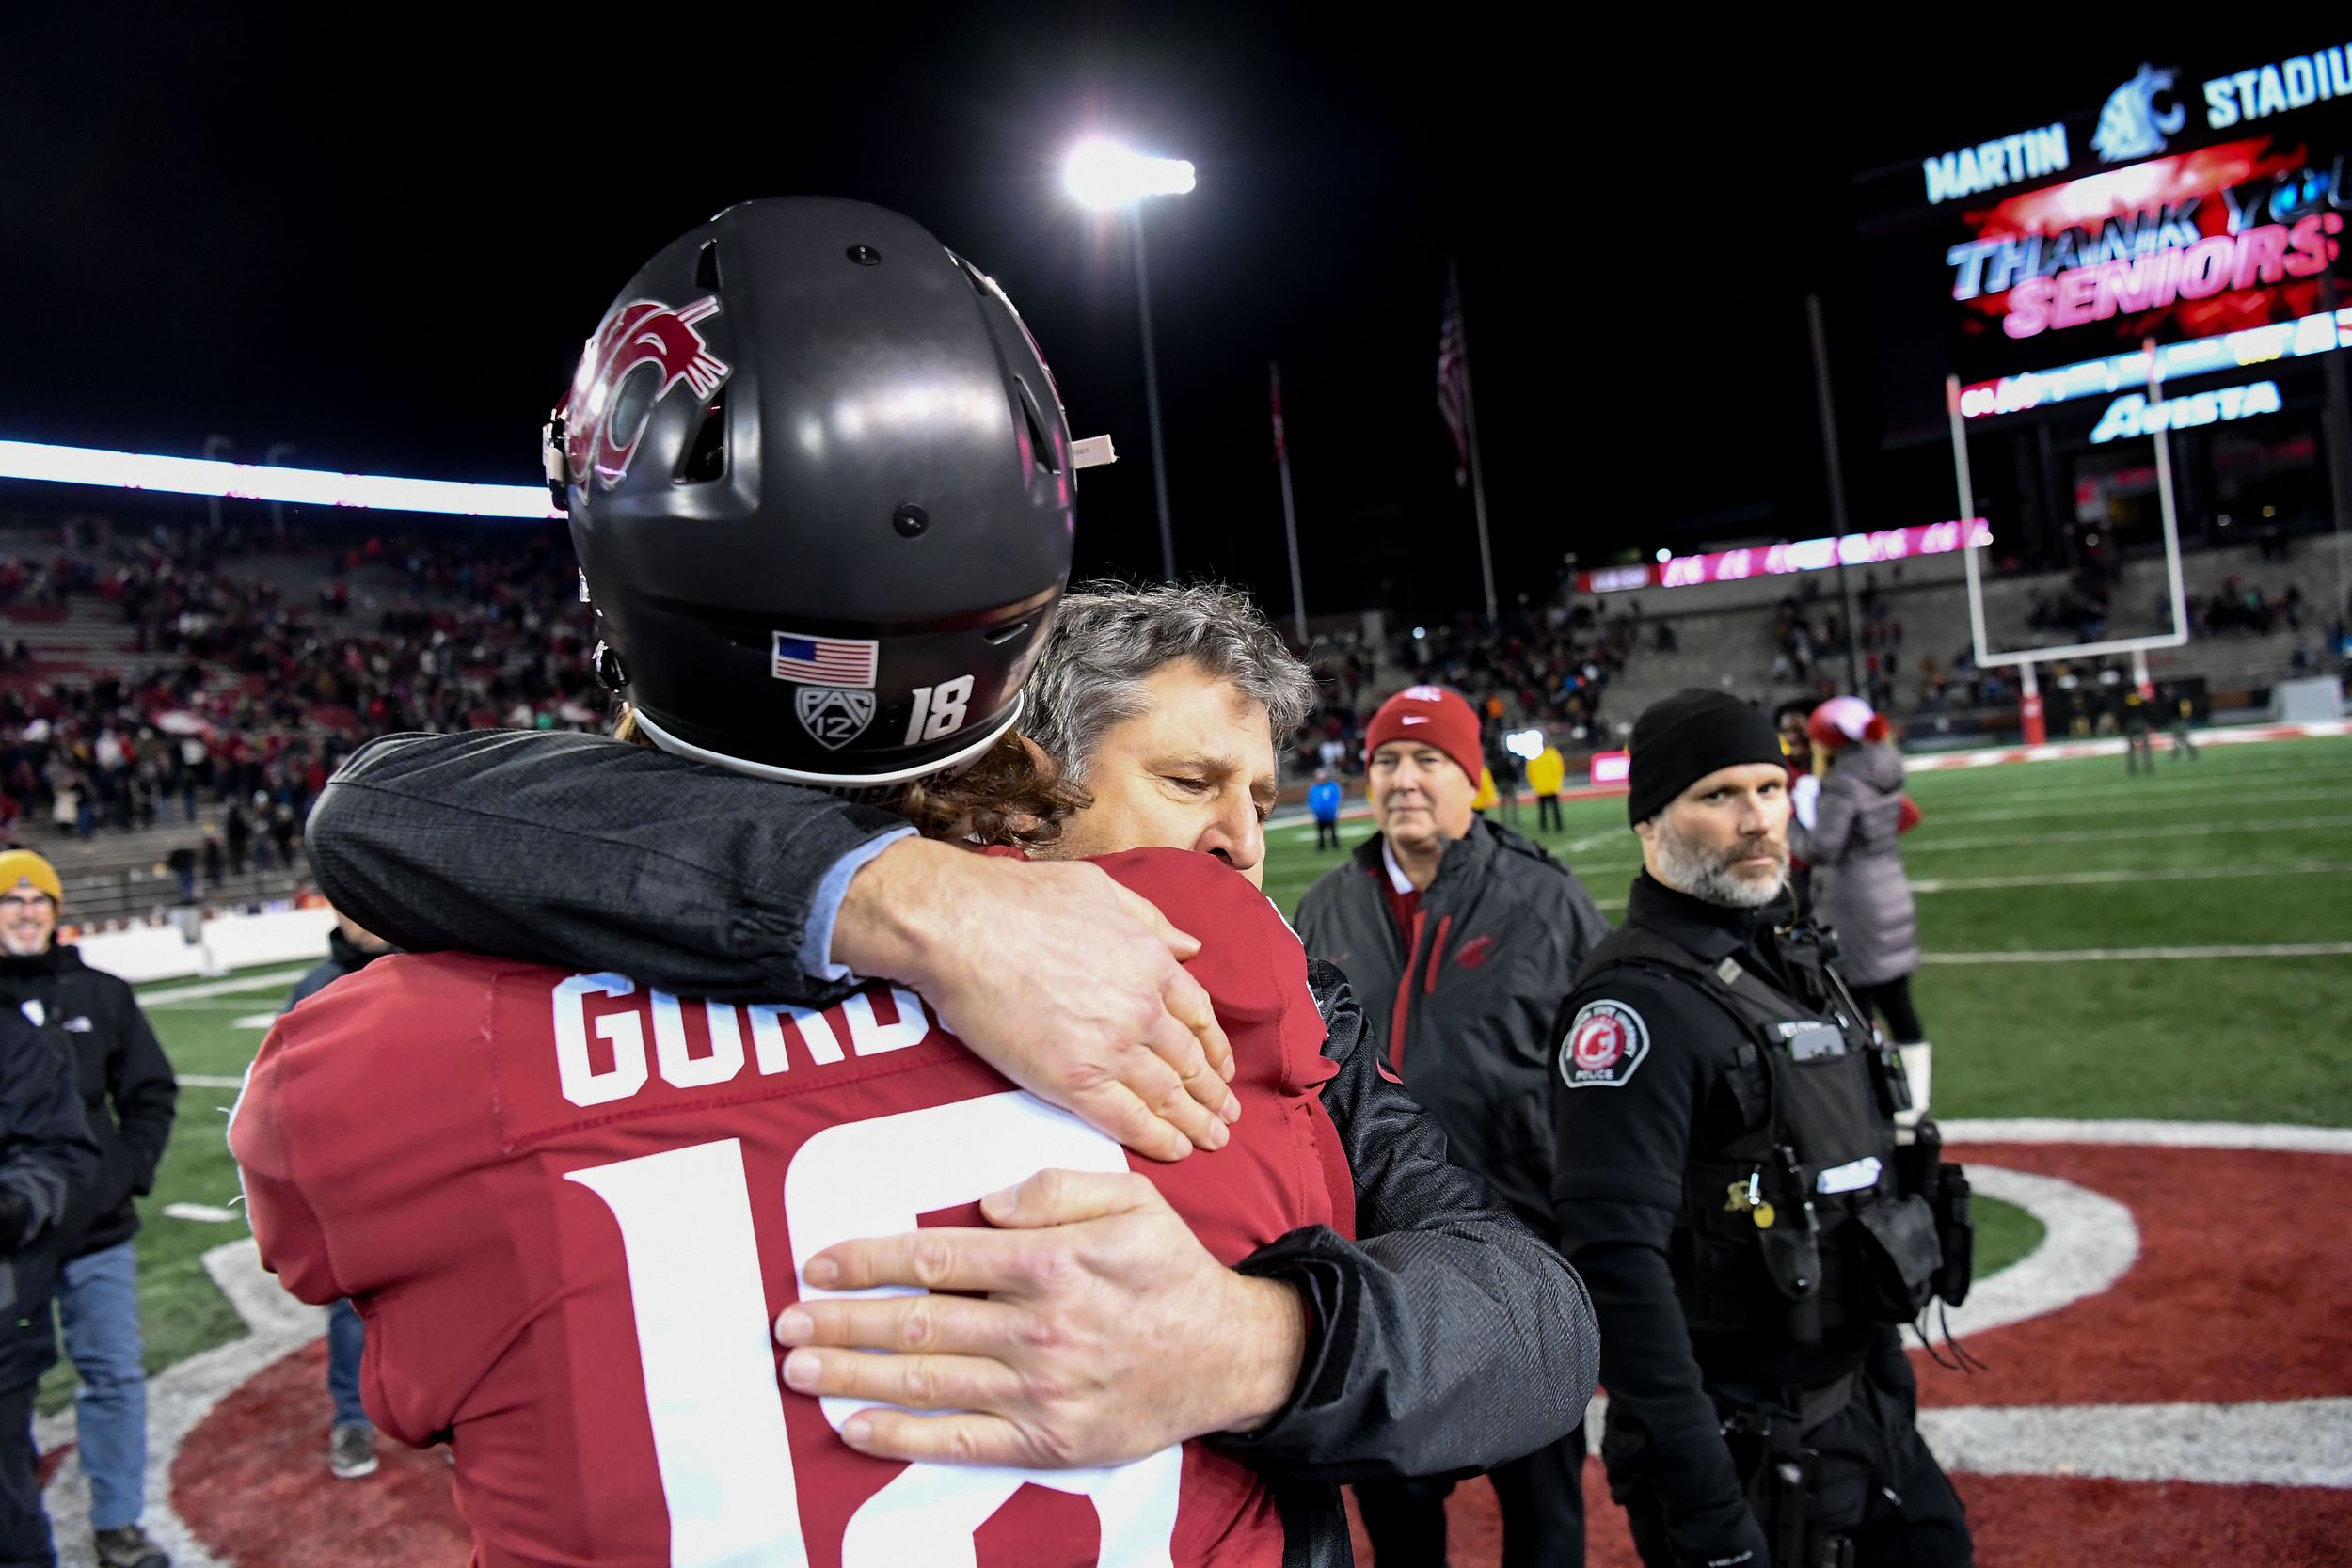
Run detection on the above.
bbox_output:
[263,442,297,536]
[201,434,234,533]
[1065,139,1194,582]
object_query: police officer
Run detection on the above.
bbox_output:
[1551,689,1973,1568]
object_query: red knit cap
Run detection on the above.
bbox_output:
[1363,685,1483,787]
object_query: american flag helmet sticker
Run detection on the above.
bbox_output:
[771,631,879,689]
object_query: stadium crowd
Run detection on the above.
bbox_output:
[0,517,598,871]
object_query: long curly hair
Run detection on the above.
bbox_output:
[612,708,1088,849]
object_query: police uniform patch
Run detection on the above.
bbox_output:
[1558,1000,1650,1089]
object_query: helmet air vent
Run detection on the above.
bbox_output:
[1012,376,1061,478]
[677,384,728,483]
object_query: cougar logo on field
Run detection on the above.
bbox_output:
[562,297,732,488]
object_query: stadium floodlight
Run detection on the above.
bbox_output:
[1062,140,1196,210]
[0,438,560,520]
[1065,137,1193,582]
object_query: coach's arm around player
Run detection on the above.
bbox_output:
[307,727,1240,1165]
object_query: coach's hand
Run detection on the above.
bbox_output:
[774,1168,1310,1468]
[833,840,1239,1163]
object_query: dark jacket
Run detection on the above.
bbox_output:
[0,1006,103,1385]
[1788,741,1919,987]
[306,729,1599,1566]
[0,946,178,1259]
[283,927,392,1013]
[1293,819,1611,1228]
[1551,873,1895,1567]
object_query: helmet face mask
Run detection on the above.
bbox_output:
[548,198,1077,791]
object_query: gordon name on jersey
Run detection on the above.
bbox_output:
[551,973,945,1110]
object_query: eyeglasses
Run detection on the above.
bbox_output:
[0,895,55,913]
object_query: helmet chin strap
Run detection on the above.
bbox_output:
[627,694,1025,793]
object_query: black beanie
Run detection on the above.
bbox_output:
[1626,689,1787,825]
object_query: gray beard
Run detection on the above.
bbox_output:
[1653,819,1788,909]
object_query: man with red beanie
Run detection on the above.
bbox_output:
[1295,684,1610,1567]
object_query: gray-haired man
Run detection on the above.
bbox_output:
[302,582,1595,1532]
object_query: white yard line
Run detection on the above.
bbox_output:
[178,1074,247,1091]
[1941,1118,2352,1152]
[1923,942,2352,963]
[136,968,310,1006]
[1905,815,2352,853]
[1917,785,2351,826]
[1911,860,2352,893]
[1908,756,2348,800]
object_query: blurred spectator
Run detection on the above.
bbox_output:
[1527,737,1566,832]
[1308,769,1343,852]
[224,803,251,875]
[1790,699,1931,1130]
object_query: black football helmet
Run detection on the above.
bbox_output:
[545,197,1078,787]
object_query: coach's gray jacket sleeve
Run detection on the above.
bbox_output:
[1212,962,1597,1482]
[306,731,908,1004]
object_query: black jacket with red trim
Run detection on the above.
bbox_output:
[1294,819,1611,1231]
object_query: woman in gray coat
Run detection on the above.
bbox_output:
[1790,696,1932,1127]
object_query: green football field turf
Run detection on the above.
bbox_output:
[50,733,2348,1409]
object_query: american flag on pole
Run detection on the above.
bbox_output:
[771,630,879,688]
[1436,272,1470,488]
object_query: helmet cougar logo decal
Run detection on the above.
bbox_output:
[562,297,732,488]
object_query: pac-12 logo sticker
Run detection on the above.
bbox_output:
[1559,1000,1649,1089]
[563,296,732,489]
[795,687,875,750]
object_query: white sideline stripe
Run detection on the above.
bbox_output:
[1924,942,2352,963]
[1928,1166,2138,1342]
[1907,815,2352,852]
[1943,1118,2352,1153]
[37,1239,314,1568]
[1918,1399,2352,1488]
[1912,860,2352,893]
[1919,785,2352,825]
[1904,722,2352,772]
[136,968,310,1006]
[178,1074,246,1090]
[1909,753,2350,798]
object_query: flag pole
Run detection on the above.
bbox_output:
[1450,260,1500,626]
[1272,361,1309,643]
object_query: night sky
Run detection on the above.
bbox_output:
[3,9,2328,618]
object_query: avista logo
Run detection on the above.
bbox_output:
[562,297,732,489]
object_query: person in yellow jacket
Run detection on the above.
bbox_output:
[1471,766,1499,814]
[1527,741,1567,832]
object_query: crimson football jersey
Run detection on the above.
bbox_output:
[233,848,1354,1568]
